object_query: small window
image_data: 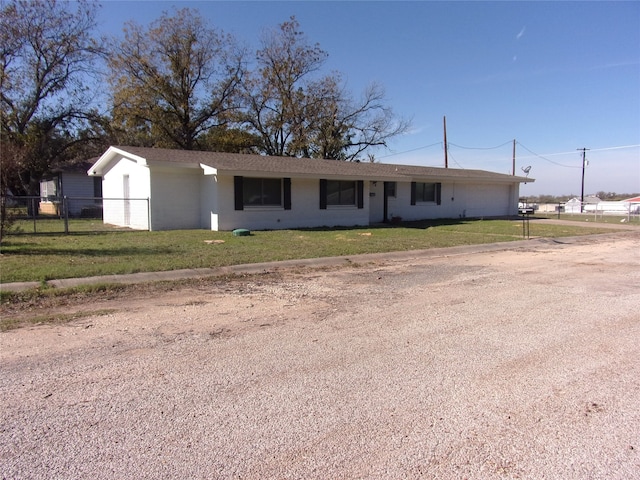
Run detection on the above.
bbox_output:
[243,178,282,206]
[385,182,396,197]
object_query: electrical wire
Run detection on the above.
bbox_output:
[379,137,638,166]
[516,142,582,168]
[447,150,465,169]
[378,141,442,159]
[448,140,513,150]
[588,144,640,152]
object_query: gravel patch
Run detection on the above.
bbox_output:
[1,233,639,479]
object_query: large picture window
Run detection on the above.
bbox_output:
[243,177,282,206]
[327,180,356,206]
[320,179,364,209]
[234,176,291,210]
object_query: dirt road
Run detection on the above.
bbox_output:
[1,232,639,479]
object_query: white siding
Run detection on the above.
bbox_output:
[448,183,514,218]
[214,176,370,231]
[101,157,150,230]
[200,174,218,230]
[97,150,523,231]
[149,167,201,230]
[389,182,516,221]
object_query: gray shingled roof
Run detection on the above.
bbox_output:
[104,146,531,184]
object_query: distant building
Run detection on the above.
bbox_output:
[563,196,639,215]
[40,160,102,216]
[564,196,600,213]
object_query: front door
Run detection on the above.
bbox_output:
[369,181,383,223]
[369,181,394,223]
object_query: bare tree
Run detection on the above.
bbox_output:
[238,16,328,157]
[303,79,410,161]
[107,8,245,150]
[240,16,409,160]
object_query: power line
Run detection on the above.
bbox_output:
[448,140,513,150]
[378,141,442,159]
[516,142,582,168]
[447,150,465,169]
[588,144,640,152]
[379,139,638,164]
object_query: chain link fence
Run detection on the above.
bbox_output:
[2,196,150,234]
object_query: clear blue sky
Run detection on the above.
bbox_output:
[97,1,640,196]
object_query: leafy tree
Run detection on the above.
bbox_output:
[240,16,409,160]
[107,8,245,150]
[197,126,261,153]
[1,0,100,199]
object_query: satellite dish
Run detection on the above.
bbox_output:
[521,165,531,176]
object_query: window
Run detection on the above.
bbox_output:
[327,180,356,206]
[320,179,364,209]
[243,177,282,206]
[234,176,291,210]
[416,182,436,202]
[385,182,396,197]
[411,182,442,205]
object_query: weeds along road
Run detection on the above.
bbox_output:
[1,231,639,479]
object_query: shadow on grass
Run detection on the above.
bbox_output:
[5,228,139,237]
[1,245,177,257]
[297,218,481,232]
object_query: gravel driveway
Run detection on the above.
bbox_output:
[1,232,639,479]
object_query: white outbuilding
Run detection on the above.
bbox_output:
[88,146,532,231]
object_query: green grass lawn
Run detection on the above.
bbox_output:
[0,218,619,285]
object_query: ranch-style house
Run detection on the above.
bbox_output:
[88,146,533,231]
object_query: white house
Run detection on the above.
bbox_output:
[564,196,601,214]
[88,146,533,231]
[595,196,640,215]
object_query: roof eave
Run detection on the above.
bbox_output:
[88,146,148,176]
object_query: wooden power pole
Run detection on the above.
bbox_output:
[578,147,589,212]
[443,116,448,168]
[512,139,516,175]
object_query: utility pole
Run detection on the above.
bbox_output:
[578,147,589,213]
[443,116,448,168]
[512,139,516,175]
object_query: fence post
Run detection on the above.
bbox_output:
[64,196,69,234]
[147,197,151,231]
[32,197,37,233]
